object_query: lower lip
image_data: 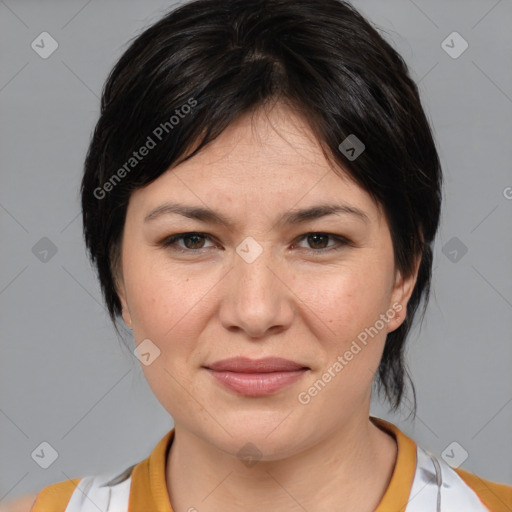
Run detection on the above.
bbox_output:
[206,369,307,396]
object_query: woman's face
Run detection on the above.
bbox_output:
[118,103,418,459]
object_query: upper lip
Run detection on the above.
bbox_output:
[205,357,308,373]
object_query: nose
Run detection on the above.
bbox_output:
[219,240,295,340]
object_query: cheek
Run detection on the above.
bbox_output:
[302,261,394,342]
[129,276,191,337]
[124,248,221,353]
[123,254,218,415]
[295,266,394,410]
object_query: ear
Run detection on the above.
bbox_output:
[116,273,133,329]
[387,254,422,333]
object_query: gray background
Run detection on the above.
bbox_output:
[1,0,511,503]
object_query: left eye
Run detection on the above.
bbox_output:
[294,233,348,251]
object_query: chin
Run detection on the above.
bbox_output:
[204,416,311,462]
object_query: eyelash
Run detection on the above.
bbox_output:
[159,232,352,255]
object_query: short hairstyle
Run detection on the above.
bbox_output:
[81,0,442,417]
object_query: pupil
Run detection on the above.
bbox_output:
[185,235,203,249]
[309,234,327,249]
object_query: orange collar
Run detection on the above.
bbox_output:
[127,416,417,512]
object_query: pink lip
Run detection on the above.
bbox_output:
[204,357,309,397]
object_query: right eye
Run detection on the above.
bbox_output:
[159,232,217,253]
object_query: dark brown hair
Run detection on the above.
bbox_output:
[81,0,442,417]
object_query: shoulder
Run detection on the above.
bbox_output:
[30,464,135,512]
[0,493,39,512]
[372,416,512,511]
[415,446,512,512]
[26,429,171,512]
[453,466,512,512]
[30,478,82,512]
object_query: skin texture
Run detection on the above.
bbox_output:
[118,103,420,512]
[0,494,38,512]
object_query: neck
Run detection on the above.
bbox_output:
[166,415,397,512]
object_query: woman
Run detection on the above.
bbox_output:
[26,0,512,510]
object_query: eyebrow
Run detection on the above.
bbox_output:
[144,201,370,227]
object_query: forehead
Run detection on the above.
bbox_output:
[127,103,383,225]
[178,104,344,181]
